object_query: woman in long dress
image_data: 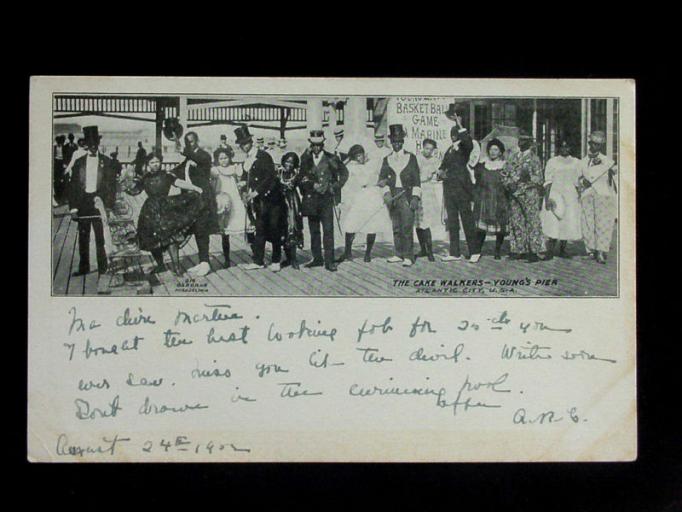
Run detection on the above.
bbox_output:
[279,152,304,269]
[473,138,510,260]
[415,138,442,261]
[540,140,582,259]
[337,144,392,262]
[211,147,252,268]
[501,135,546,263]
[125,152,204,275]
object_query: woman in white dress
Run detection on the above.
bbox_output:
[211,146,252,268]
[541,140,582,259]
[337,144,392,263]
[415,138,442,261]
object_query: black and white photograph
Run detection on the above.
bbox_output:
[29,77,636,465]
[50,93,620,297]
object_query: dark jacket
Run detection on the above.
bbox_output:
[172,147,219,234]
[439,129,474,199]
[67,153,117,210]
[240,149,282,202]
[378,151,421,200]
[171,147,214,193]
[298,150,349,216]
[63,142,78,165]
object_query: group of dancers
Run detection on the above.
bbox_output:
[57,103,618,278]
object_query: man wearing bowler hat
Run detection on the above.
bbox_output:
[234,125,286,272]
[298,130,349,271]
[438,103,481,263]
[378,124,422,267]
[67,126,117,276]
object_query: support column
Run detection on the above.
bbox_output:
[606,98,615,160]
[154,99,164,155]
[307,98,323,133]
[345,96,366,140]
[469,102,476,140]
[580,98,588,156]
[178,96,188,132]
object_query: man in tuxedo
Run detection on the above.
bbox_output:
[438,104,481,263]
[298,130,349,272]
[234,125,286,272]
[171,131,217,277]
[378,124,422,267]
[67,126,117,276]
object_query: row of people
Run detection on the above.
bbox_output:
[63,117,617,278]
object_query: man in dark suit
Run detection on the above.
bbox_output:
[53,135,66,205]
[171,131,217,277]
[67,126,117,276]
[233,125,286,272]
[63,133,78,166]
[298,130,349,271]
[133,141,147,177]
[438,104,481,262]
[378,124,422,267]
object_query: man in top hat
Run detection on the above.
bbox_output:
[378,124,422,267]
[438,104,481,262]
[213,134,231,163]
[577,130,618,264]
[298,129,349,271]
[234,125,286,272]
[66,126,117,276]
[171,131,218,276]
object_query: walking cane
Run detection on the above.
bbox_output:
[333,203,343,234]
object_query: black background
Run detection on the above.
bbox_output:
[14,10,681,510]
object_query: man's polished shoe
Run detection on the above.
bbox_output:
[72,268,91,277]
[325,262,338,272]
[526,253,540,263]
[304,259,324,268]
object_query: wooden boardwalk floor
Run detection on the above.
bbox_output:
[51,193,618,298]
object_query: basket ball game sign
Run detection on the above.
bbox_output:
[386,97,456,159]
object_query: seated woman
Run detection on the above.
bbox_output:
[211,147,253,268]
[473,138,509,260]
[125,152,204,275]
[338,144,392,263]
[278,152,304,269]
